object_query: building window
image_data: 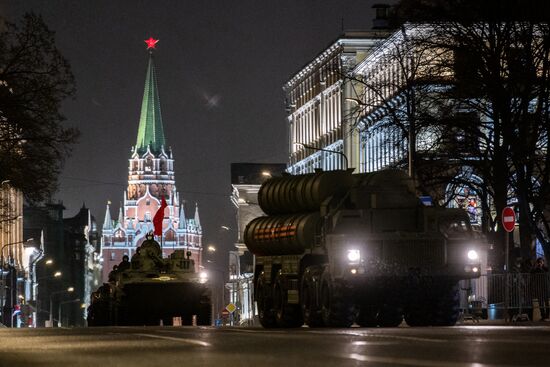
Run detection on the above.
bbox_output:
[110,252,116,261]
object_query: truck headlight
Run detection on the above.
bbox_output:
[467,250,479,261]
[199,271,208,283]
[347,249,361,263]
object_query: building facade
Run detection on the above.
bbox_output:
[284,31,388,174]
[229,163,287,325]
[24,202,102,327]
[63,205,101,326]
[101,45,203,282]
[24,203,66,327]
[0,183,29,327]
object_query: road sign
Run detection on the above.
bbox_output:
[502,207,516,232]
[419,196,433,206]
[226,303,237,314]
[221,309,229,318]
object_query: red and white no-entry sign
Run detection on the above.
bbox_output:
[502,207,516,232]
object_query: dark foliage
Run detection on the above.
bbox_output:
[0,13,78,203]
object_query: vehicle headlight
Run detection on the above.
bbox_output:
[467,250,479,261]
[347,249,361,263]
[199,271,208,283]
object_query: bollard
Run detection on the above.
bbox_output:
[192,314,197,326]
[532,299,541,321]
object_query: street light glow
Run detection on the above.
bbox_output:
[46,259,53,265]
[67,287,74,292]
[54,271,62,277]
[207,245,216,253]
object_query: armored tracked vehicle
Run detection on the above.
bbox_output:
[88,233,211,326]
[244,169,483,328]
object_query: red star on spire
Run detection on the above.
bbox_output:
[145,37,159,50]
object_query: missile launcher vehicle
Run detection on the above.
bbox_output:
[244,169,482,328]
[87,233,211,326]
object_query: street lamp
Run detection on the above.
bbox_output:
[58,298,80,328]
[49,287,74,327]
[38,271,62,282]
[1,238,35,266]
[228,251,241,326]
[204,266,226,320]
[35,270,61,328]
[294,142,349,171]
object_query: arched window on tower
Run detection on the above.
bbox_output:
[114,229,125,243]
[145,157,153,172]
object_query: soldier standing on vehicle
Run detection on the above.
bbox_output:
[118,255,131,271]
[531,258,549,321]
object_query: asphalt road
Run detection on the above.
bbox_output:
[1,324,549,367]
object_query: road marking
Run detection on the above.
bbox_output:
[312,330,446,343]
[220,328,287,334]
[134,333,211,347]
[352,340,398,346]
[348,354,517,367]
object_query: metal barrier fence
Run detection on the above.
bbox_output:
[459,273,550,320]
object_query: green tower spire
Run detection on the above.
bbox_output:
[135,50,165,155]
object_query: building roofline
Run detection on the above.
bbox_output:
[283,30,390,90]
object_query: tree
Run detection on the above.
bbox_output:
[0,13,78,204]
[393,0,550,262]
[342,24,475,212]
[345,0,550,265]
[415,3,550,262]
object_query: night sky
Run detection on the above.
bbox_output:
[3,0,386,258]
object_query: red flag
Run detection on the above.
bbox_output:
[153,195,167,236]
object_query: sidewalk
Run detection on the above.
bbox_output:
[457,318,550,326]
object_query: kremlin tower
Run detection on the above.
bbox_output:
[101,38,202,282]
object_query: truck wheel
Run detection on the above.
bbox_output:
[431,282,460,326]
[404,308,430,326]
[320,268,356,327]
[300,270,324,327]
[356,305,378,327]
[403,277,431,327]
[377,305,403,327]
[273,273,303,328]
[256,272,278,328]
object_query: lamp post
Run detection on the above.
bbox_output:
[49,286,74,327]
[58,298,80,328]
[205,266,226,321]
[35,270,61,325]
[204,244,226,322]
[228,251,241,326]
[295,142,349,171]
